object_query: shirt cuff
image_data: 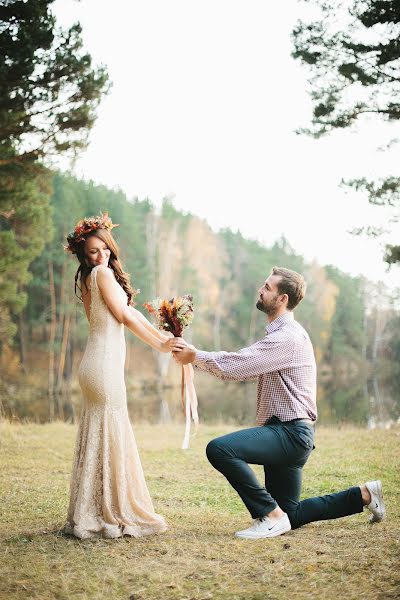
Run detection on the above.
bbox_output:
[194,350,211,365]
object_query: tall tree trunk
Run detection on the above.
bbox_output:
[64,308,76,423]
[361,283,368,361]
[247,302,258,346]
[48,259,56,420]
[18,310,27,374]
[55,261,67,415]
[145,211,172,414]
[146,211,158,299]
[57,278,70,390]
[158,221,178,297]
[153,221,178,378]
[372,375,383,423]
[213,284,225,350]
[372,307,382,363]
[146,211,162,375]
[159,382,171,423]
[56,311,71,416]
[59,261,67,315]
[56,314,68,388]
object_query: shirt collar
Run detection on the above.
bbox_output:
[265,311,294,334]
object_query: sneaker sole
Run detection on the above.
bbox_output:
[235,525,291,539]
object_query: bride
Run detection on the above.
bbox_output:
[64,212,174,539]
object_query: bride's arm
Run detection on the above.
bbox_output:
[128,306,171,342]
[124,310,173,352]
[96,266,176,353]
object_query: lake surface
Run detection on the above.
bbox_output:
[4,369,398,428]
[124,374,399,428]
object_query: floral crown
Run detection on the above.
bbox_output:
[65,211,119,254]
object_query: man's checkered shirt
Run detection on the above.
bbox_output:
[194,311,317,425]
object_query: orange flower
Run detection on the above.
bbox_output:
[143,302,156,314]
[65,212,120,254]
[144,295,194,337]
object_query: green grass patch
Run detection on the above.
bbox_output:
[0,422,399,599]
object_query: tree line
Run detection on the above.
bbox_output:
[1,172,398,422]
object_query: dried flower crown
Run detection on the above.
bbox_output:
[65,211,119,253]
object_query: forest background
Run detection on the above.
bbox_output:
[1,172,399,427]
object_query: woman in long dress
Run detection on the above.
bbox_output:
[64,213,173,539]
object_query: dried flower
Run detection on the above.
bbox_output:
[144,295,194,337]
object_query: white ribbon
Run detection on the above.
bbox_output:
[181,363,199,450]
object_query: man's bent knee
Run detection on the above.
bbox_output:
[206,438,227,464]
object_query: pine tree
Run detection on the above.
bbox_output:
[292,0,400,264]
[0,0,109,347]
[0,0,109,165]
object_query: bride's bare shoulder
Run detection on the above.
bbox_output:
[96,264,114,277]
[95,265,116,288]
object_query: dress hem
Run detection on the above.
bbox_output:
[64,520,167,539]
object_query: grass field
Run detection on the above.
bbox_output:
[0,421,399,600]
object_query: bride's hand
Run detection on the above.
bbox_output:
[171,337,189,351]
[161,336,187,353]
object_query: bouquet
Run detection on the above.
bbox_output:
[144,295,198,450]
[143,295,194,337]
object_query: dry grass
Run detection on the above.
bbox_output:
[0,421,399,600]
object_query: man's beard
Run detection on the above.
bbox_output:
[256,296,279,317]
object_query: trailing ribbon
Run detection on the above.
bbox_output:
[181,363,199,450]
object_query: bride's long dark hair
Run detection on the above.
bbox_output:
[72,229,138,306]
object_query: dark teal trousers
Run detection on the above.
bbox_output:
[206,417,364,529]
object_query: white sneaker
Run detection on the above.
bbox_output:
[235,513,291,539]
[365,480,385,523]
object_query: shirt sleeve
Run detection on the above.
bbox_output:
[193,333,295,381]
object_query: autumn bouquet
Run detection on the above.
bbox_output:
[143,295,194,337]
[144,295,198,449]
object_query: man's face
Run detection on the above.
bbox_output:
[256,274,283,316]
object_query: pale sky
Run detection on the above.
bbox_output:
[53,0,399,290]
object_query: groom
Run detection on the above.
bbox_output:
[172,266,385,539]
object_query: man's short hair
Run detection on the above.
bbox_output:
[272,266,306,310]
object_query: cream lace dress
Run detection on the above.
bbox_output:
[65,265,167,539]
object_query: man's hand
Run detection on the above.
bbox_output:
[171,337,197,364]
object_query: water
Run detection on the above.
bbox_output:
[126,373,400,428]
[3,369,399,428]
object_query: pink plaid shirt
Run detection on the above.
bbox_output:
[194,312,317,425]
